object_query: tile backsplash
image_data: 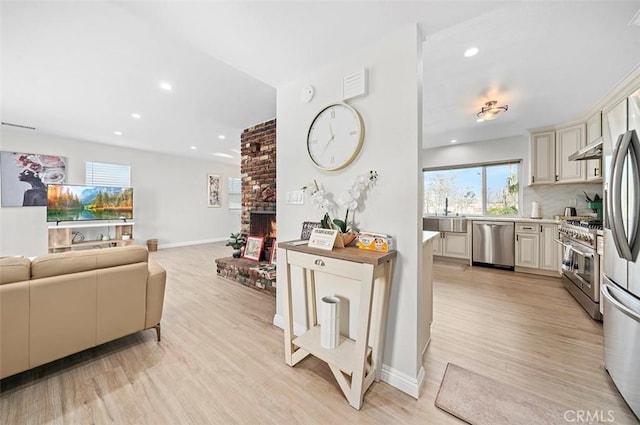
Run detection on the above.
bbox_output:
[523,183,603,218]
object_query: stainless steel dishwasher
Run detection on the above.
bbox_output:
[472,221,515,270]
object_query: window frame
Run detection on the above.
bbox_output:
[423,159,522,217]
[228,177,241,210]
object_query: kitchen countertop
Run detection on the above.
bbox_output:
[426,216,560,224]
[422,231,440,243]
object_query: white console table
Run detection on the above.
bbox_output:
[278,242,396,410]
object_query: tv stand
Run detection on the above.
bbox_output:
[48,221,135,253]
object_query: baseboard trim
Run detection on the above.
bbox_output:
[273,314,425,398]
[157,237,227,250]
[272,313,307,336]
[381,364,425,399]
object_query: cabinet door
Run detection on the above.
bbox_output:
[530,132,555,184]
[556,124,586,183]
[442,232,469,259]
[432,233,443,256]
[539,224,560,272]
[515,233,539,268]
[586,112,603,182]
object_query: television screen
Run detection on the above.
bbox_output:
[47,184,133,222]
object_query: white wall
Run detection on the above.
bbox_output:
[0,127,241,256]
[275,24,424,396]
[422,135,602,218]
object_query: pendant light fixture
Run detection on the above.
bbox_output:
[477,100,509,121]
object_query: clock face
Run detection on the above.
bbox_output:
[307,103,364,171]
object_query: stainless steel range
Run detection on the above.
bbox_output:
[557,218,602,320]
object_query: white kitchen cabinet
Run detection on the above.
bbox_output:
[515,223,540,269]
[530,124,587,185]
[442,232,469,259]
[530,131,556,185]
[432,231,470,260]
[556,123,587,183]
[586,112,603,182]
[539,223,560,272]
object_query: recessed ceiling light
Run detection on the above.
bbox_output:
[190,146,197,150]
[450,139,457,143]
[131,113,141,119]
[159,81,173,91]
[476,118,485,123]
[212,153,234,158]
[218,135,226,140]
[464,47,479,58]
[113,131,123,136]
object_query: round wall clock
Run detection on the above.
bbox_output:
[306,103,365,171]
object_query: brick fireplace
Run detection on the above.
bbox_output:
[215,119,277,293]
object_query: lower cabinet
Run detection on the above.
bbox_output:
[539,224,560,271]
[515,222,560,275]
[515,233,539,268]
[432,231,470,260]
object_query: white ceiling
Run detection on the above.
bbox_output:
[2,1,640,163]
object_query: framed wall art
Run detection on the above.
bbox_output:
[0,151,67,207]
[207,174,221,208]
[270,239,277,264]
[243,235,264,261]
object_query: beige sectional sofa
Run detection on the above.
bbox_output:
[0,245,166,379]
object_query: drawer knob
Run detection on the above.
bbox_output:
[314,259,325,266]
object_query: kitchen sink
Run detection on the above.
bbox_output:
[423,217,468,233]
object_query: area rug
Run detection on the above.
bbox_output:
[435,363,570,425]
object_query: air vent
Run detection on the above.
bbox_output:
[1,122,36,130]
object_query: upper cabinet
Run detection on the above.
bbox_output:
[530,123,586,185]
[586,112,603,182]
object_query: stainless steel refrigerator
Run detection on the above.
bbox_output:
[602,88,640,419]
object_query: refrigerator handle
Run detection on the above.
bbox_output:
[602,281,640,322]
[629,129,640,261]
[610,131,634,260]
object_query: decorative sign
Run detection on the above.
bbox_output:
[308,228,343,250]
[300,221,321,240]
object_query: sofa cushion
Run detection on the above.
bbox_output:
[0,256,31,285]
[31,245,148,279]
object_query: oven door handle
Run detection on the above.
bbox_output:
[554,239,594,258]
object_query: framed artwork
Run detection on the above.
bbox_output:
[270,239,277,264]
[243,236,265,261]
[300,221,321,240]
[0,151,67,207]
[207,174,221,208]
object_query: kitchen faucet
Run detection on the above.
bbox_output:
[444,197,450,216]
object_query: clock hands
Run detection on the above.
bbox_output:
[321,123,335,157]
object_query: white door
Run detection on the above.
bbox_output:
[515,233,539,268]
[556,124,586,183]
[442,232,469,259]
[530,132,555,184]
[540,224,560,272]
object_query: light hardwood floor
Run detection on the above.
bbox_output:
[1,243,637,424]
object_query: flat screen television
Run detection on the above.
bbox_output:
[47,184,133,222]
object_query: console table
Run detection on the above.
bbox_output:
[278,241,396,410]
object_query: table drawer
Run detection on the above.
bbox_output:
[287,251,363,279]
[515,223,540,233]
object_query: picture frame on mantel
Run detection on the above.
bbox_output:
[207,174,221,208]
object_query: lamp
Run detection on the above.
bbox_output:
[477,100,509,121]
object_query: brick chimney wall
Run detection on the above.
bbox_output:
[241,119,276,233]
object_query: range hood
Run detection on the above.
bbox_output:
[569,137,603,161]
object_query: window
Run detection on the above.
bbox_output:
[86,161,131,187]
[423,161,520,216]
[228,177,241,210]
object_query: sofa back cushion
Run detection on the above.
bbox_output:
[31,245,148,279]
[0,256,31,285]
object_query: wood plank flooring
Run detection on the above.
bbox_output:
[1,243,637,424]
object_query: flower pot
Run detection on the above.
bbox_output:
[232,248,242,258]
[341,232,357,247]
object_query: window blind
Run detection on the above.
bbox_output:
[85,161,131,187]
[228,177,241,210]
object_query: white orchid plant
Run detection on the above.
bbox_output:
[302,170,378,233]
